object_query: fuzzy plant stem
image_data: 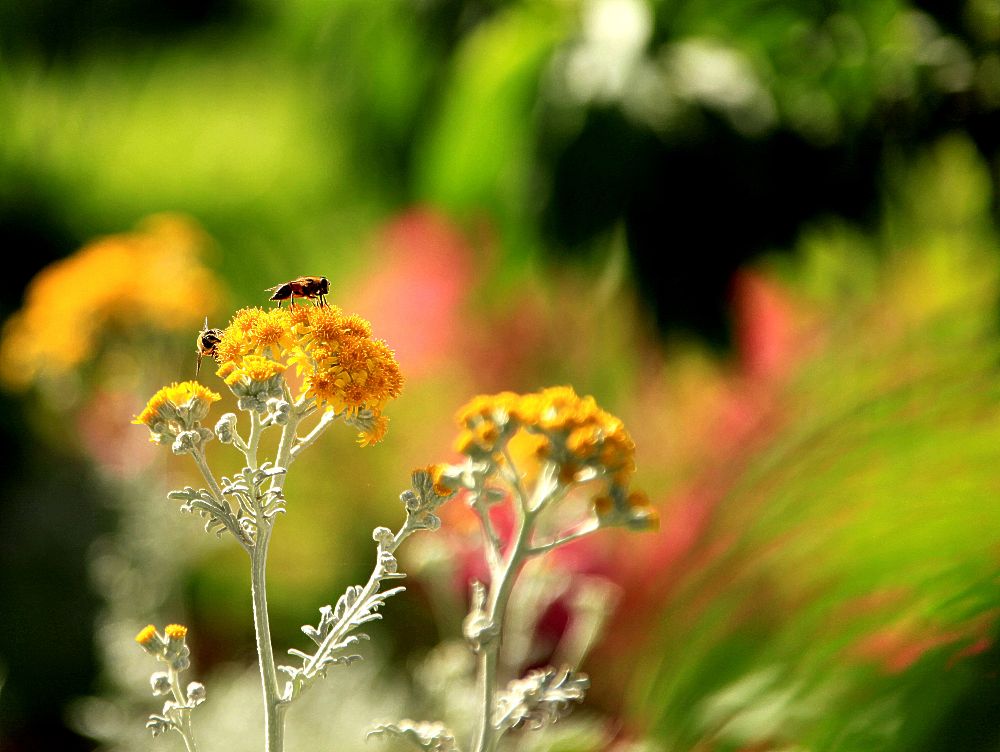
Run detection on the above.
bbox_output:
[246,407,301,752]
[250,524,285,752]
[470,487,536,752]
[168,666,199,752]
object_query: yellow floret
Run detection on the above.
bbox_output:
[135,624,159,645]
[164,624,188,640]
[132,381,222,427]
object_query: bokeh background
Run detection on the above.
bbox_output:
[3,0,1000,750]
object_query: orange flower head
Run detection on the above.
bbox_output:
[206,300,402,444]
[135,624,159,646]
[357,414,390,447]
[427,463,454,497]
[248,308,292,354]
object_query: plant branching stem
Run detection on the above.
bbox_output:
[288,406,336,464]
[190,449,252,553]
[300,522,412,683]
[470,457,554,752]
[168,666,199,752]
[526,521,600,557]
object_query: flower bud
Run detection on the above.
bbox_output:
[187,681,207,705]
[135,624,164,656]
[171,430,201,455]
[237,394,269,414]
[163,624,191,670]
[150,672,171,696]
[214,413,237,444]
[268,399,292,426]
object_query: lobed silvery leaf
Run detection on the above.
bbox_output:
[277,528,408,702]
[494,667,590,734]
[168,486,243,541]
[145,713,174,738]
[367,720,461,752]
[218,463,287,528]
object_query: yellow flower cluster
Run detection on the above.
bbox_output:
[212,304,403,444]
[455,386,635,481]
[132,381,222,432]
[453,386,657,529]
[135,623,191,664]
[135,622,189,645]
[0,214,218,389]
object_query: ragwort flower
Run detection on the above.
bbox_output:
[132,381,221,454]
[211,303,403,445]
[449,386,655,530]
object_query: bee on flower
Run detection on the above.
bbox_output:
[265,275,330,307]
[208,303,403,446]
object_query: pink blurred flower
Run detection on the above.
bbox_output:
[345,208,476,378]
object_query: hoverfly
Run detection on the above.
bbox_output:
[265,276,329,307]
[195,317,223,376]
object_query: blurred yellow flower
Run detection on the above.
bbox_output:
[0,214,220,389]
[594,489,659,532]
[455,385,637,482]
[451,386,652,526]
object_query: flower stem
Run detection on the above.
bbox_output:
[251,525,284,752]
[470,505,532,752]
[168,667,199,752]
[247,409,301,752]
[288,405,335,465]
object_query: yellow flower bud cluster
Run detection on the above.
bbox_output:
[134,623,192,670]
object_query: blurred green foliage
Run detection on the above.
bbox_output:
[615,135,1000,751]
